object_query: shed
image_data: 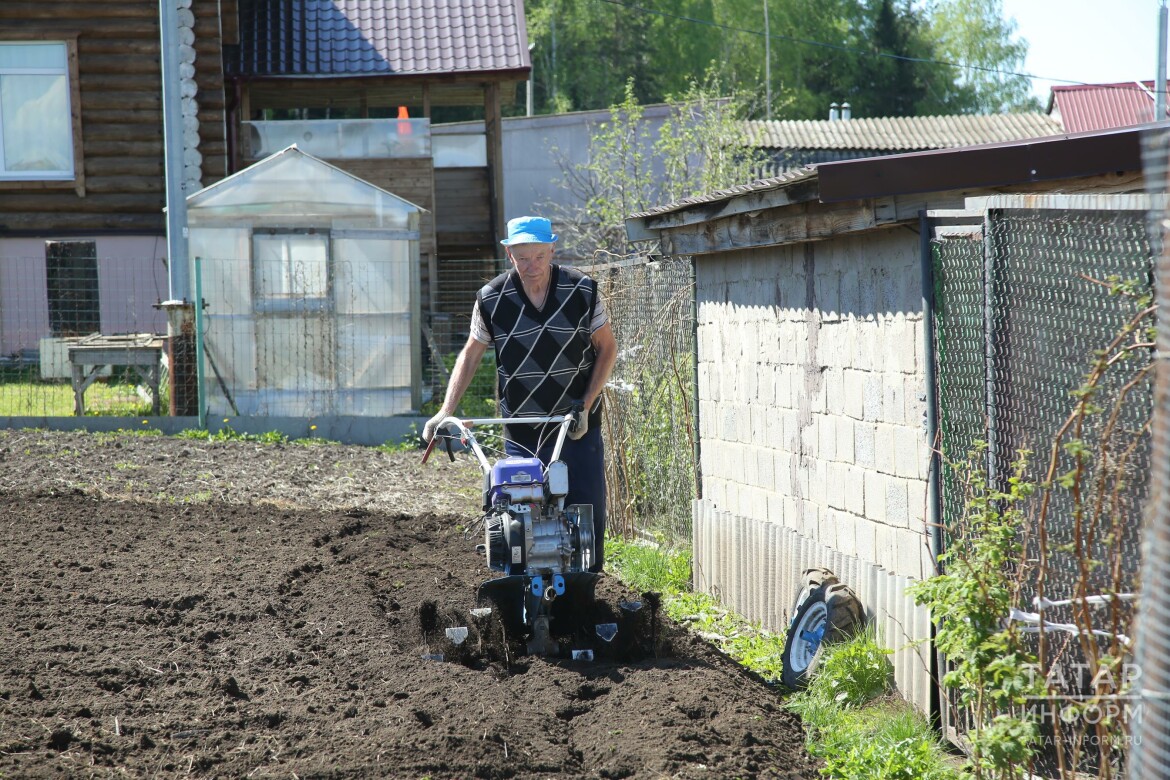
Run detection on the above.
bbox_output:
[186,145,424,418]
[624,123,1158,717]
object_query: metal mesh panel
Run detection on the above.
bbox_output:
[0,250,168,416]
[932,207,1153,773]
[932,233,988,547]
[198,254,419,417]
[583,256,696,543]
[1131,129,1170,780]
[989,208,1150,606]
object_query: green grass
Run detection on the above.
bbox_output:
[789,633,962,779]
[605,536,964,779]
[0,377,161,417]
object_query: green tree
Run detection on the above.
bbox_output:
[522,0,1041,118]
[548,76,766,258]
[923,0,1039,113]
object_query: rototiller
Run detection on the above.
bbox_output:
[422,413,605,655]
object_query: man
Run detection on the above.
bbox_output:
[423,216,617,571]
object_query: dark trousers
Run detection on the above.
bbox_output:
[505,424,606,572]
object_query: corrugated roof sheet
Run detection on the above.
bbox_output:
[237,0,529,77]
[745,112,1061,151]
[1051,81,1162,133]
[627,167,818,219]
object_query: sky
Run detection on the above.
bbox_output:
[999,0,1165,102]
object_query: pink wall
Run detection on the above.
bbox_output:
[0,236,168,356]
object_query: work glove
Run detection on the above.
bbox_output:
[567,401,588,441]
[422,410,450,444]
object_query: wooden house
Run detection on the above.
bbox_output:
[0,0,527,359]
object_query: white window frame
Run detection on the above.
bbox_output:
[252,230,333,314]
[0,35,84,193]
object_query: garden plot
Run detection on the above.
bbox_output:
[0,430,815,778]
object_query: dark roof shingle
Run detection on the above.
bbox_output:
[237,0,530,78]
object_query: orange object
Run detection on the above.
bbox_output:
[397,105,411,136]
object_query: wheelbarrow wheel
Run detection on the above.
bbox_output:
[780,580,863,690]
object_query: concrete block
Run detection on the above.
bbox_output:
[836,415,855,463]
[825,367,844,411]
[756,369,774,407]
[807,457,827,507]
[795,456,811,501]
[895,527,930,580]
[886,477,909,529]
[826,461,847,510]
[768,408,786,452]
[854,519,877,563]
[720,362,736,401]
[784,411,802,454]
[742,444,759,488]
[741,362,758,401]
[855,422,876,469]
[845,465,866,515]
[819,508,838,550]
[894,424,922,480]
[907,478,928,527]
[774,453,793,495]
[767,491,787,525]
[721,406,738,443]
[864,470,887,523]
[783,495,801,533]
[757,448,775,492]
[800,418,817,456]
[818,415,837,462]
[843,369,866,419]
[883,378,906,425]
[863,373,883,421]
[893,318,917,374]
[875,423,896,475]
[875,523,899,574]
[774,367,793,408]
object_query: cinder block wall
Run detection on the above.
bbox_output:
[693,228,933,708]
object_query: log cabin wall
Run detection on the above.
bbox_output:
[0,0,228,235]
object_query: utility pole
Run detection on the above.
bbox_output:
[527,42,536,117]
[1158,0,1168,121]
[764,0,771,120]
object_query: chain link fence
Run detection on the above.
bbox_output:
[0,248,168,416]
[1131,129,1170,780]
[932,203,1154,776]
[582,255,696,544]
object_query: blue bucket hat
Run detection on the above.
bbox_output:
[501,215,558,246]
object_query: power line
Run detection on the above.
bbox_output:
[593,0,1156,91]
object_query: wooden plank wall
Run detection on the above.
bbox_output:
[0,0,227,234]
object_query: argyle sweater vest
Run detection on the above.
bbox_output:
[476,265,600,448]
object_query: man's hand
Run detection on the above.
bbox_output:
[567,401,588,441]
[422,410,451,443]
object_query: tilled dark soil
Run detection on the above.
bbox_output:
[0,430,816,779]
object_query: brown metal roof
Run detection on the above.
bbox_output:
[1051,81,1165,133]
[745,113,1062,152]
[235,0,530,78]
[627,123,1153,225]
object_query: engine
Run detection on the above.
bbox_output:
[482,456,595,578]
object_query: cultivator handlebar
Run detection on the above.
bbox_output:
[421,414,574,469]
